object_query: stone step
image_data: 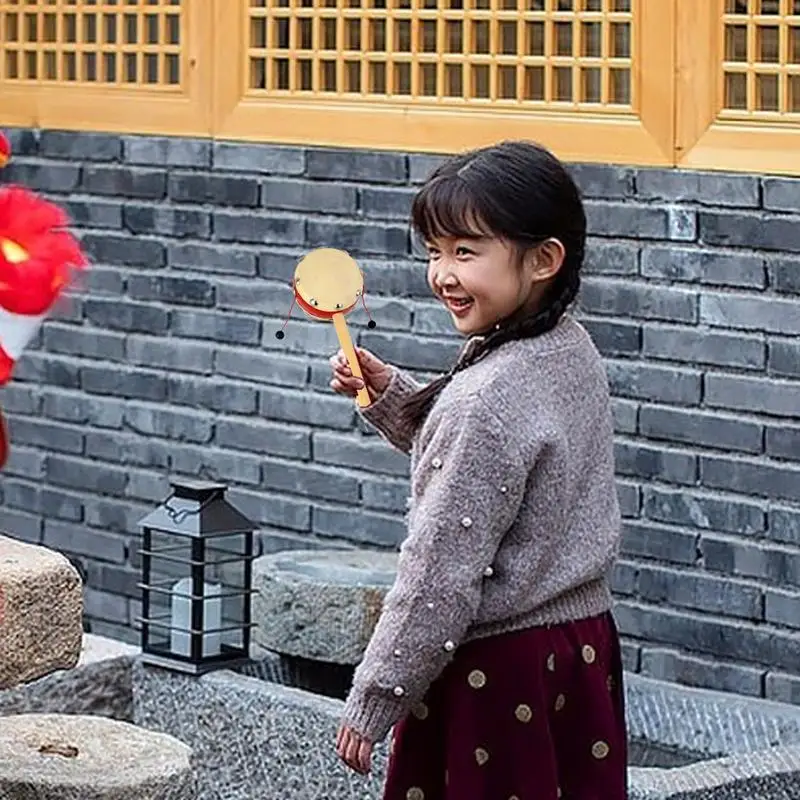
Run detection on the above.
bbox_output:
[0,535,83,689]
[0,712,194,799]
[78,634,140,667]
[252,548,397,665]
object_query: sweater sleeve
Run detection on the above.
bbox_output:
[358,366,424,455]
[341,394,528,743]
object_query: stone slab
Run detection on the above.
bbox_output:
[133,658,388,800]
[0,636,139,722]
[78,633,140,667]
[252,549,397,665]
[629,745,800,799]
[0,656,135,722]
[626,674,800,758]
[0,712,194,799]
[0,535,83,688]
[132,658,800,800]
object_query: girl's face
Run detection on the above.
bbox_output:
[426,235,555,336]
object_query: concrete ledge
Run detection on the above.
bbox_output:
[629,745,800,799]
[78,633,140,667]
[627,674,800,758]
[0,635,141,722]
[0,656,134,722]
[133,658,388,799]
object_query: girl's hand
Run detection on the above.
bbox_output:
[336,723,373,775]
[329,347,392,403]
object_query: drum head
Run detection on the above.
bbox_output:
[294,248,362,317]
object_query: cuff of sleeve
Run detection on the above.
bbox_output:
[359,367,420,428]
[341,687,408,745]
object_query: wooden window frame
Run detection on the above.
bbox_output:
[677,0,800,175]
[0,0,213,137]
[213,0,676,167]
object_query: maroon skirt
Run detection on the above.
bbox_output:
[383,611,628,800]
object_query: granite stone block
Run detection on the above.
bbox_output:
[0,657,134,722]
[0,536,83,689]
[0,713,194,799]
[133,659,388,800]
[253,549,397,664]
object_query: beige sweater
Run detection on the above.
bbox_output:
[341,314,621,744]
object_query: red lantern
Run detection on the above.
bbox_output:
[0,185,88,467]
[0,132,10,169]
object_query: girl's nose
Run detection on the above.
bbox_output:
[433,265,458,289]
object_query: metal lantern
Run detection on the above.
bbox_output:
[137,479,257,675]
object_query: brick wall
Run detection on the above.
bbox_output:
[1,127,799,704]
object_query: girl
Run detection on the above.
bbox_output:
[331,140,627,800]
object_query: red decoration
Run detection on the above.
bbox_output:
[0,185,87,317]
[0,185,88,468]
[0,132,9,169]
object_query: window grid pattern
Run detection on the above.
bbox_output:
[0,0,183,88]
[247,0,635,110]
[722,0,800,115]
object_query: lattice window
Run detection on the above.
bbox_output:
[722,0,800,114]
[247,0,634,109]
[0,0,183,86]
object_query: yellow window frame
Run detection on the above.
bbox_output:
[0,0,213,138]
[213,0,676,167]
[677,0,800,175]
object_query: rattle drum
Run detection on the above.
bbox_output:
[276,248,375,408]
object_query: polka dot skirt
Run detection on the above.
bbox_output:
[382,612,627,800]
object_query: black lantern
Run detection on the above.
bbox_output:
[137,479,257,675]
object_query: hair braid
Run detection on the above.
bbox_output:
[399,263,582,427]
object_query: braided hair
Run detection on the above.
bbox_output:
[398,140,586,428]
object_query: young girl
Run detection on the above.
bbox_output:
[331,140,627,800]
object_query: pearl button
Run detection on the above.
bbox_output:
[394,686,405,697]
[426,601,434,610]
[500,485,508,493]
[432,457,442,469]
[461,516,473,528]
[393,648,402,657]
[484,566,494,577]
[444,640,455,651]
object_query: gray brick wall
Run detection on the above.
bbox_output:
[2,128,800,704]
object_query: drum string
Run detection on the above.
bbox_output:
[275,282,297,340]
[360,290,377,329]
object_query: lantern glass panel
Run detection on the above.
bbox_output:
[144,529,193,658]
[209,532,249,654]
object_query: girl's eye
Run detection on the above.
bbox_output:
[427,248,441,258]
[455,246,474,256]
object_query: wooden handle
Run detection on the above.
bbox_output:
[332,312,371,408]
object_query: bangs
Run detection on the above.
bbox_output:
[411,176,495,243]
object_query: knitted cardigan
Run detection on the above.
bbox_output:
[341,314,621,744]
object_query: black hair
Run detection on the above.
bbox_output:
[399,140,586,427]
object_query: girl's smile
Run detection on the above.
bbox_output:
[441,294,474,317]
